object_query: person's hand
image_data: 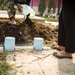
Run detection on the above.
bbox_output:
[16,4,22,12]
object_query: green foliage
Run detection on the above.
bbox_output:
[0,51,12,75]
[48,0,56,13]
[38,0,46,15]
[45,17,58,22]
[0,0,8,10]
[0,51,8,61]
[0,51,11,75]
[0,0,8,5]
[0,61,12,75]
[37,15,58,22]
[1,4,4,10]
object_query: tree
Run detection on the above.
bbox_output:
[48,0,56,13]
[0,0,8,6]
[38,0,46,15]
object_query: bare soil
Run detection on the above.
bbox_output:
[0,18,58,47]
[0,18,75,75]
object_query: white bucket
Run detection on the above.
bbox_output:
[33,37,43,50]
[4,37,15,51]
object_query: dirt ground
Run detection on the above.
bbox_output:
[6,50,75,75]
[0,18,75,75]
[0,18,58,48]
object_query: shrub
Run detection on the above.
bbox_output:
[48,0,56,13]
[38,0,46,15]
[0,62,11,75]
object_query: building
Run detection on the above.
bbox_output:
[31,0,62,15]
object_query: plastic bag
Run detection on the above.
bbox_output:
[21,4,35,17]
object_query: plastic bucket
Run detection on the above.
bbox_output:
[33,37,43,50]
[4,37,15,51]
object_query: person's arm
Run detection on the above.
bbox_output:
[14,0,22,12]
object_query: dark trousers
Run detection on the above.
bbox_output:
[25,0,31,6]
[58,8,66,47]
[58,0,75,53]
[19,0,31,6]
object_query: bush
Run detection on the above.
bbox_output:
[0,62,11,75]
[38,0,46,15]
[48,0,56,13]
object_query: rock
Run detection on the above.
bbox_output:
[15,63,22,68]
[8,68,18,75]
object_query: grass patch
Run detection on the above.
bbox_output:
[45,17,58,22]
[37,15,58,22]
[0,51,8,61]
[0,61,12,75]
[0,51,12,75]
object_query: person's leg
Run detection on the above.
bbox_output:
[7,1,16,24]
[57,8,65,50]
[58,9,65,46]
[56,46,65,51]
[53,1,75,58]
[63,2,75,53]
[25,0,31,6]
